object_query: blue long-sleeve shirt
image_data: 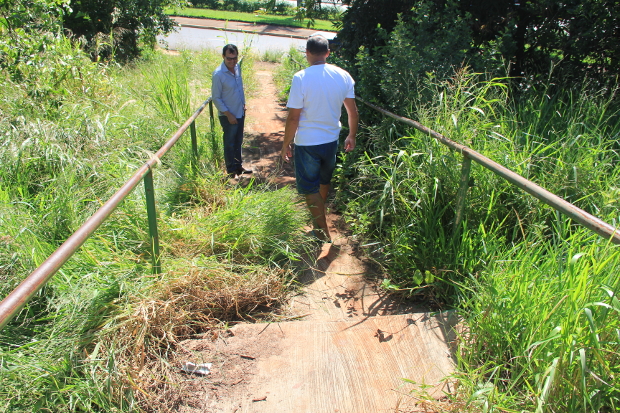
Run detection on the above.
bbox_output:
[211,61,245,118]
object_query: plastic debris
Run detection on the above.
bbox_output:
[181,361,212,375]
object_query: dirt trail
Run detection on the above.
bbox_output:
[242,61,296,188]
[173,62,457,413]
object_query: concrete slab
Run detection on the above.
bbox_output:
[216,313,456,413]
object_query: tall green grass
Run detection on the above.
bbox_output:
[0,42,311,412]
[336,70,620,292]
[335,68,620,410]
[457,229,620,412]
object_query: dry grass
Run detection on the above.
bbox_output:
[94,262,293,411]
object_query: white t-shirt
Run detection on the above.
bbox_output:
[286,64,355,146]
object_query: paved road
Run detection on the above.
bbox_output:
[158,17,337,54]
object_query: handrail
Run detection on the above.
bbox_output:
[356,96,620,245]
[0,98,214,330]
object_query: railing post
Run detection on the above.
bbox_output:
[144,168,161,274]
[190,120,198,161]
[453,154,472,237]
[209,99,219,166]
[209,99,215,133]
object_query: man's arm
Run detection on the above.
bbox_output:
[343,97,359,152]
[281,108,302,163]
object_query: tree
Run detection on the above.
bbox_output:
[462,0,620,83]
[334,0,414,62]
[293,0,325,29]
[337,0,620,89]
[62,0,176,62]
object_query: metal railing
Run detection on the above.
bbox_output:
[0,98,217,330]
[355,97,620,245]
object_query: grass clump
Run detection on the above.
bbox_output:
[455,232,620,412]
[165,183,308,264]
[272,46,306,101]
[93,261,292,411]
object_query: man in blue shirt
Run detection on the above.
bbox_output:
[212,44,252,177]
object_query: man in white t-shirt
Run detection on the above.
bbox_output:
[280,34,359,242]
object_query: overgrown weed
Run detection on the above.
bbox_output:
[335,66,620,411]
[93,261,292,410]
[0,46,309,412]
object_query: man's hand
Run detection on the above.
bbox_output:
[343,98,358,153]
[281,144,293,163]
[225,111,237,124]
[344,135,356,152]
[282,108,301,163]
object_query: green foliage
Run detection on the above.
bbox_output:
[458,233,620,411]
[353,2,498,113]
[334,0,414,62]
[0,40,310,411]
[338,0,620,94]
[0,0,98,101]
[336,67,620,297]
[62,0,177,61]
[272,46,305,101]
[1,0,176,65]
[461,0,620,85]
[291,0,341,29]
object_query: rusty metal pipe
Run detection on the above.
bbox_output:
[0,98,213,330]
[357,97,620,245]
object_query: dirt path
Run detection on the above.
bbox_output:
[171,62,457,413]
[242,61,296,188]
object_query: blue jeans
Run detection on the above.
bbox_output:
[219,115,245,173]
[294,140,338,195]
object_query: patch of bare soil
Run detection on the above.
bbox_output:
[171,330,284,412]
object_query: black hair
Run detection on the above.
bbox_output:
[306,34,329,55]
[222,44,238,56]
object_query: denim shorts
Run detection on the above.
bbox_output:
[294,140,338,195]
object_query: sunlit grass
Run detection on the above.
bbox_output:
[456,230,620,412]
[335,68,620,411]
[0,44,312,412]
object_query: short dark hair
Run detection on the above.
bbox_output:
[222,44,238,56]
[306,34,329,55]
